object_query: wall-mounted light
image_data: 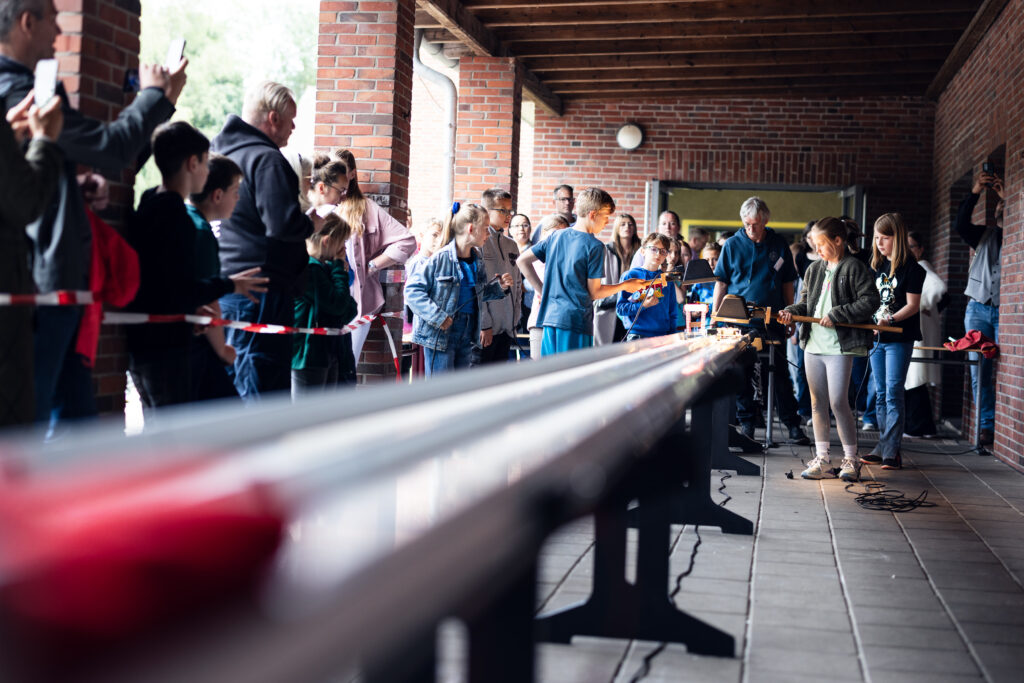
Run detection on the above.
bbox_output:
[616,123,644,151]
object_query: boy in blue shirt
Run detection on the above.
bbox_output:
[517,187,646,355]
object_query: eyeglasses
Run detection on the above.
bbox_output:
[646,246,668,255]
[555,197,573,204]
[490,208,513,216]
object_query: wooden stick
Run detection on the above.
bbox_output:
[779,312,901,334]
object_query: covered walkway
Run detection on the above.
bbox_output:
[516,434,1024,683]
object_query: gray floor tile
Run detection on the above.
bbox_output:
[855,623,966,650]
[862,645,982,675]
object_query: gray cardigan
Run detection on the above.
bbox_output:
[785,255,880,353]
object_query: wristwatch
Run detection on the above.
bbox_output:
[367,260,379,274]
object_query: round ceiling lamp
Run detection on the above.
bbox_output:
[616,123,644,151]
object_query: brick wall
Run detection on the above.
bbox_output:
[931,0,1024,470]
[454,56,522,203]
[315,0,415,382]
[529,98,936,241]
[315,0,414,221]
[57,0,142,417]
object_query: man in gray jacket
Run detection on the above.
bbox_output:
[0,90,62,427]
[956,169,1005,445]
[0,0,185,429]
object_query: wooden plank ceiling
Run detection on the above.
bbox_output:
[415,0,985,112]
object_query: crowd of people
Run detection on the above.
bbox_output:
[0,0,1002,465]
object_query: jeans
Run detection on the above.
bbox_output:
[471,331,513,366]
[849,354,871,415]
[34,307,95,433]
[964,300,998,430]
[424,312,476,376]
[869,341,913,460]
[291,358,340,400]
[220,290,293,403]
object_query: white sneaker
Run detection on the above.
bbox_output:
[839,458,860,482]
[801,455,830,480]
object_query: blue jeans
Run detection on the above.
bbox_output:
[33,307,95,433]
[964,300,998,430]
[220,290,294,403]
[423,312,476,376]
[869,341,913,459]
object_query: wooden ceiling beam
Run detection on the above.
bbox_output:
[513,32,961,59]
[550,73,934,94]
[927,0,1011,99]
[496,12,976,43]
[559,82,928,100]
[537,60,945,84]
[525,46,954,71]
[416,0,563,115]
[470,0,980,27]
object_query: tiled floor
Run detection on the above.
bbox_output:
[525,432,1024,683]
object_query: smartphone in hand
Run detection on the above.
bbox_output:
[165,38,186,69]
[33,59,58,107]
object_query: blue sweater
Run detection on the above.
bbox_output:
[616,268,678,338]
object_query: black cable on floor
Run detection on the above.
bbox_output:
[844,481,936,512]
[626,470,732,683]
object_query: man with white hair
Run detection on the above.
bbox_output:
[211,80,315,401]
[713,196,809,445]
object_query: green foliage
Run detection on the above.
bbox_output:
[134,0,318,203]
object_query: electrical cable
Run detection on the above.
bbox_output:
[626,470,732,683]
[844,481,936,512]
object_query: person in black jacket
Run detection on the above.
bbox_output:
[125,122,266,415]
[0,0,185,430]
[211,81,316,401]
[0,89,62,428]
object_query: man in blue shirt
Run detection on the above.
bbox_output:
[713,197,809,445]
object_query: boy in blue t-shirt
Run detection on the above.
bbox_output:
[517,187,646,355]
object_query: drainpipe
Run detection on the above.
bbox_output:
[413,29,456,209]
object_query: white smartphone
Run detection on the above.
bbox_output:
[165,38,186,69]
[34,59,58,107]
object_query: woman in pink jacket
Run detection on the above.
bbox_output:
[334,149,417,363]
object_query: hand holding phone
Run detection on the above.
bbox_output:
[33,59,58,107]
[165,38,186,69]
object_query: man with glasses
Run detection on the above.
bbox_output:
[712,196,809,445]
[475,188,523,365]
[534,184,575,244]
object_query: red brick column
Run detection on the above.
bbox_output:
[315,0,414,221]
[57,0,141,417]
[315,0,415,382]
[454,56,522,204]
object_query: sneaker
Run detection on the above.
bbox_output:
[980,429,994,445]
[787,425,810,446]
[801,455,830,479]
[861,453,882,464]
[861,421,877,431]
[881,453,902,470]
[839,458,861,482]
[740,422,755,439]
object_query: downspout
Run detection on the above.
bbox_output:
[413,29,456,209]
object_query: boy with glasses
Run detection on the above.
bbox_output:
[616,234,678,340]
[474,187,523,365]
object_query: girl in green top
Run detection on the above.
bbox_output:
[778,218,880,482]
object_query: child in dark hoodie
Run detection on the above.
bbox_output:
[125,122,267,414]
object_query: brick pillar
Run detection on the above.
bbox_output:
[454,56,522,204]
[315,0,415,383]
[57,0,142,417]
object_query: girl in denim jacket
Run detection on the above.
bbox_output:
[406,203,512,376]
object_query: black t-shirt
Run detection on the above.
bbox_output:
[873,258,926,343]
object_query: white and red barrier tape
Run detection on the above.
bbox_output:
[102,311,402,337]
[0,290,404,338]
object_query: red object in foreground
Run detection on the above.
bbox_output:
[0,459,285,639]
[944,329,999,359]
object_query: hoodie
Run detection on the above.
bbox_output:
[211,115,312,293]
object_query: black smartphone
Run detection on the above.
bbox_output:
[983,161,994,174]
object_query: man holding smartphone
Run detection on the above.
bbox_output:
[956,164,1005,445]
[0,0,187,433]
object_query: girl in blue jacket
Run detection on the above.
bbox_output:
[616,233,678,340]
[406,203,513,376]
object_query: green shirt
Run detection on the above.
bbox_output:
[805,264,842,355]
